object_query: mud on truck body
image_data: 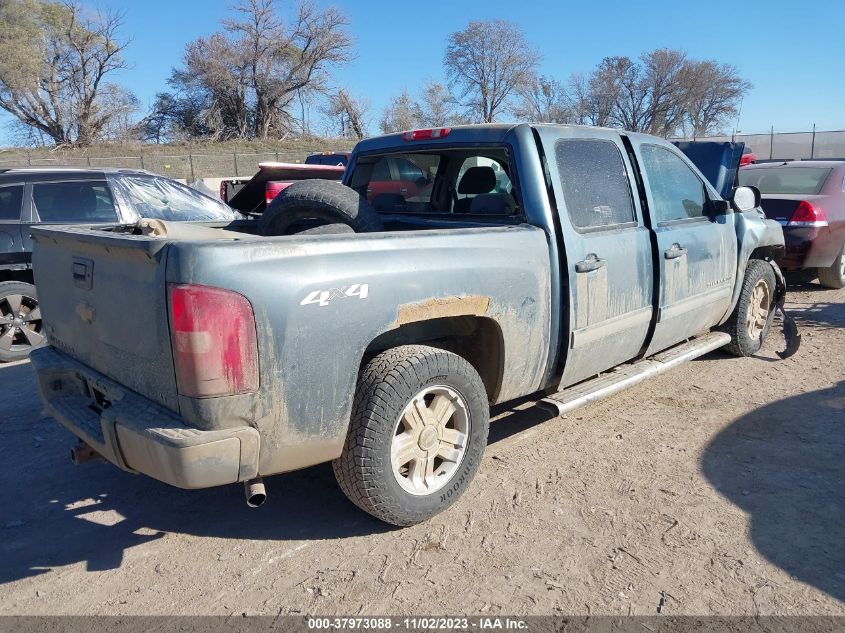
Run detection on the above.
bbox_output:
[29,124,793,526]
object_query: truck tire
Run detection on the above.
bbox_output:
[0,281,45,362]
[257,179,383,236]
[817,244,845,289]
[722,260,776,357]
[333,345,489,526]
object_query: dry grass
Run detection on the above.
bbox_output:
[0,137,353,179]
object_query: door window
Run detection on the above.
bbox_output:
[555,139,636,229]
[0,185,23,221]
[32,181,117,223]
[641,145,706,222]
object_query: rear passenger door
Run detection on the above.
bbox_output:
[629,140,737,354]
[537,127,655,388]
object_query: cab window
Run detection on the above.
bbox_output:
[32,181,118,223]
[641,145,706,222]
[0,185,23,221]
[349,148,518,217]
[555,139,636,230]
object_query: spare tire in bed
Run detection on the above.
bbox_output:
[257,179,383,236]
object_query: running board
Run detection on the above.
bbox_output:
[539,331,731,417]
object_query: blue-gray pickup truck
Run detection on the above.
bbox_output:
[29,124,791,526]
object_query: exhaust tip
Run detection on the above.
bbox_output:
[70,441,102,465]
[246,492,266,508]
[244,478,266,508]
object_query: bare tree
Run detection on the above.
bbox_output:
[323,88,367,139]
[512,75,573,123]
[380,90,422,134]
[0,0,136,146]
[586,60,620,128]
[444,20,540,123]
[683,61,751,136]
[576,48,747,137]
[156,0,352,141]
[566,73,592,125]
[640,49,689,137]
[418,80,460,127]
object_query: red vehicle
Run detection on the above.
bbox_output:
[739,146,757,166]
[364,155,433,206]
[739,160,845,288]
[223,162,345,213]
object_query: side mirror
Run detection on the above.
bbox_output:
[732,185,761,212]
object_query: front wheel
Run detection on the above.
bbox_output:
[0,281,45,362]
[817,244,845,289]
[722,260,776,357]
[333,345,489,526]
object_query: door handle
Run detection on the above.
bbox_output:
[575,254,606,273]
[664,244,687,260]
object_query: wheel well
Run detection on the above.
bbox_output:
[750,245,784,262]
[0,269,34,284]
[363,316,504,402]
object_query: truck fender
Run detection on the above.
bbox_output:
[769,259,802,359]
[723,214,784,321]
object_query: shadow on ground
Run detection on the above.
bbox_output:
[0,361,555,586]
[701,380,845,603]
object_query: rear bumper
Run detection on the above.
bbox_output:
[779,226,840,269]
[31,346,260,489]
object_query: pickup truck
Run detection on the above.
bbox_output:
[220,161,346,210]
[30,124,789,526]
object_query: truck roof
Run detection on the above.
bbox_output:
[352,122,660,155]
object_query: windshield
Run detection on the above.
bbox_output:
[115,175,239,221]
[348,147,517,216]
[739,167,831,195]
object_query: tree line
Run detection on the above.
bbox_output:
[0,0,750,147]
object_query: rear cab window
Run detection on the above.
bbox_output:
[348,148,519,218]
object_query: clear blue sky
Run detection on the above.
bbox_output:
[3,0,844,144]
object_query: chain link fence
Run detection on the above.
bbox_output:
[0,149,331,181]
[674,129,845,161]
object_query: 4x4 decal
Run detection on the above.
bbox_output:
[300,284,369,307]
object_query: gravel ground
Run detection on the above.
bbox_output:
[1,283,843,616]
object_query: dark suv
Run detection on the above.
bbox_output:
[0,167,240,362]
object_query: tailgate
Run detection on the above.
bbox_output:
[31,226,180,412]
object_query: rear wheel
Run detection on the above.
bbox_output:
[817,244,845,289]
[333,345,489,526]
[722,260,776,357]
[0,281,45,362]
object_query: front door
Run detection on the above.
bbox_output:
[629,140,738,354]
[536,127,655,389]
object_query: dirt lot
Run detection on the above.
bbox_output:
[1,283,843,617]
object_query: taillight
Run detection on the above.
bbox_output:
[168,284,259,398]
[789,201,829,227]
[265,181,288,205]
[401,127,451,141]
[219,181,226,201]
